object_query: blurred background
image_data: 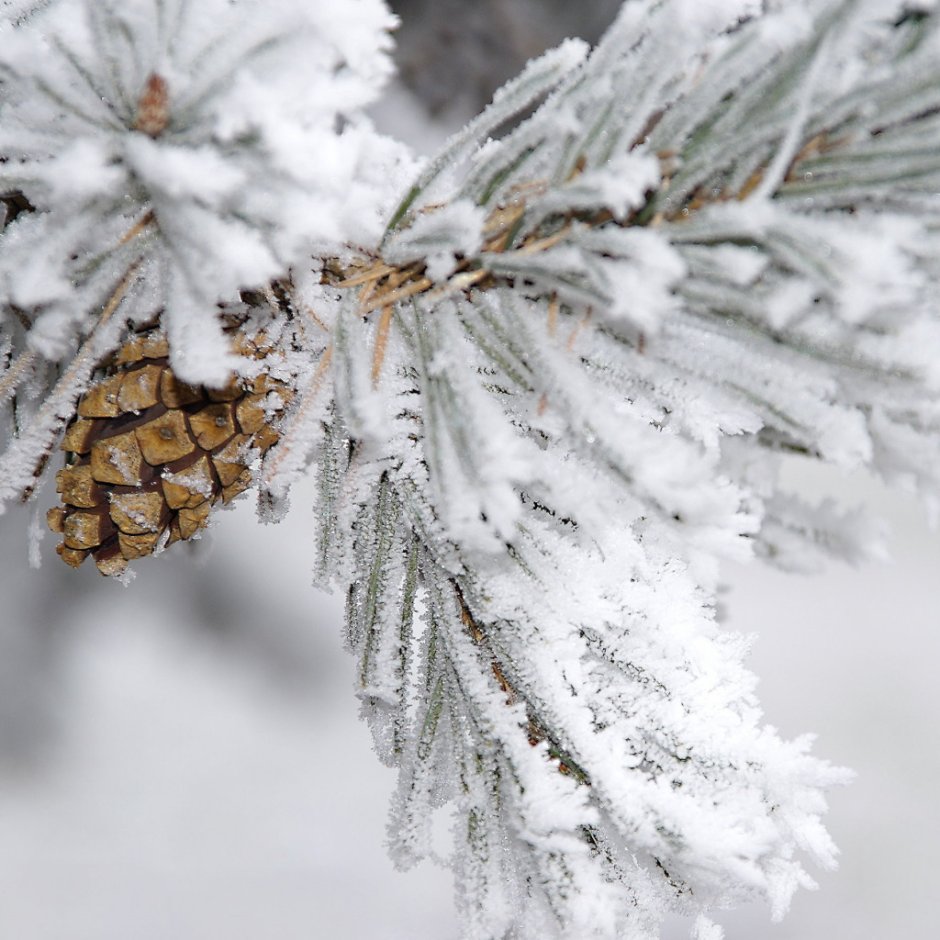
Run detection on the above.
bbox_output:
[2,3,938,938]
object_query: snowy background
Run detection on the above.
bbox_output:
[2,3,939,938]
[2,465,938,940]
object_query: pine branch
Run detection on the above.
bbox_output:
[0,0,406,504]
[309,3,940,936]
[4,1,940,938]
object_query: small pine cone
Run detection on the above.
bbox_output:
[48,328,293,577]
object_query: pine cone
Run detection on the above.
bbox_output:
[46,328,292,577]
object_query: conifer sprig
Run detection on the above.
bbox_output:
[0,0,406,507]
[309,3,940,936]
[2,2,939,938]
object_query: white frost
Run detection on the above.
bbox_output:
[0,0,412,385]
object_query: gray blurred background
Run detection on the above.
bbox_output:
[2,3,938,938]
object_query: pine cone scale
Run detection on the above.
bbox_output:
[118,531,162,560]
[49,327,291,576]
[117,364,163,412]
[89,431,146,487]
[108,491,166,536]
[55,465,101,509]
[135,410,195,465]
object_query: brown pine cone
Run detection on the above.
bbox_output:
[47,329,292,577]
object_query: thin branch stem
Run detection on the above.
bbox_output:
[452,580,591,785]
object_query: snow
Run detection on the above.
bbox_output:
[0,0,411,386]
[123,138,246,205]
[40,139,129,205]
[3,1,940,938]
[534,151,661,221]
[384,199,486,281]
[691,917,724,940]
[673,0,763,35]
[0,487,458,940]
[589,227,688,332]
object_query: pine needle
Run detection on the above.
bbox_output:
[118,210,155,246]
[360,276,435,315]
[0,348,40,407]
[0,261,142,504]
[547,294,560,338]
[259,343,333,492]
[334,262,396,289]
[371,305,394,387]
[566,307,592,352]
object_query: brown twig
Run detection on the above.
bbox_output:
[371,306,394,387]
[453,580,590,784]
[119,210,155,246]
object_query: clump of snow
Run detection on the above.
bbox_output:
[674,0,764,35]
[0,0,415,385]
[384,200,486,282]
[534,151,661,221]
[582,226,688,333]
[692,915,725,940]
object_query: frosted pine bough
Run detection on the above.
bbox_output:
[2,0,940,936]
